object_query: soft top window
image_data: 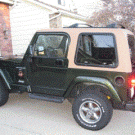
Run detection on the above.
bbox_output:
[34,33,69,58]
[128,35,135,68]
[75,33,117,67]
[128,35,135,58]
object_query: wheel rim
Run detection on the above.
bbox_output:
[79,100,102,124]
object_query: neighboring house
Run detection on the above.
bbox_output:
[10,0,86,55]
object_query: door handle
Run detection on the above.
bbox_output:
[56,59,64,67]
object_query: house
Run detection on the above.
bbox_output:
[0,0,13,56]
[10,0,86,55]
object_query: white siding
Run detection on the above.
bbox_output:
[39,0,74,11]
[10,0,50,55]
[62,16,85,27]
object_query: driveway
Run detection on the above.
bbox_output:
[0,93,135,135]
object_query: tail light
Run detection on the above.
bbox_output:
[18,70,24,78]
[131,79,135,86]
[128,77,135,99]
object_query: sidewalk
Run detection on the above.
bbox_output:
[0,93,135,135]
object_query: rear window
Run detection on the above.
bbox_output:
[128,35,135,69]
[128,35,135,58]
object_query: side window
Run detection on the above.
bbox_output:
[58,0,65,6]
[34,34,69,58]
[75,33,117,67]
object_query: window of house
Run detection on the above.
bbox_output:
[75,33,117,67]
[34,33,69,58]
[58,0,65,6]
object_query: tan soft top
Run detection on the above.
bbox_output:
[37,28,134,73]
[37,27,134,35]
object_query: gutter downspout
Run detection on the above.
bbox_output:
[49,12,62,21]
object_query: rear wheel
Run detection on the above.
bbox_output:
[72,91,113,130]
[0,80,9,106]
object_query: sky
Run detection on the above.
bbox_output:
[73,0,103,17]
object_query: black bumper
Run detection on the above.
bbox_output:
[126,101,135,112]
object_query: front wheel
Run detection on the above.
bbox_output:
[0,79,9,106]
[72,91,113,130]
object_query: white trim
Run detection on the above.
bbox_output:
[26,0,86,21]
[26,0,57,12]
[0,0,14,5]
[49,12,61,21]
[58,10,86,21]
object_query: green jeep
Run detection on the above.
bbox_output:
[0,23,134,130]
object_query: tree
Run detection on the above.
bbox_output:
[87,0,135,34]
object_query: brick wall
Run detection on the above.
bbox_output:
[134,25,135,36]
[0,3,13,56]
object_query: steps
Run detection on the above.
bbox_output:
[29,93,64,103]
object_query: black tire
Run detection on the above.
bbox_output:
[0,80,9,106]
[72,91,113,130]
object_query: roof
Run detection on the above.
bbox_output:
[0,0,14,5]
[36,27,131,33]
[36,23,134,34]
[36,27,132,73]
[27,0,86,21]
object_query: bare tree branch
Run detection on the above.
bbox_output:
[87,0,135,34]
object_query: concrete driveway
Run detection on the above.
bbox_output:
[0,93,135,135]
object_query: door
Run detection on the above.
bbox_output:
[27,32,70,96]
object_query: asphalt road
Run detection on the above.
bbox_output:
[0,93,135,135]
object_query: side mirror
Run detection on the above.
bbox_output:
[38,46,44,52]
[37,46,45,55]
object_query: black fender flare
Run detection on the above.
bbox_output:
[64,76,121,103]
[0,69,11,90]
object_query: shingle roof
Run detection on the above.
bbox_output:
[0,0,14,5]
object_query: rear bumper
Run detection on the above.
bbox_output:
[126,101,135,112]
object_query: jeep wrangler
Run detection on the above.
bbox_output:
[0,23,134,130]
